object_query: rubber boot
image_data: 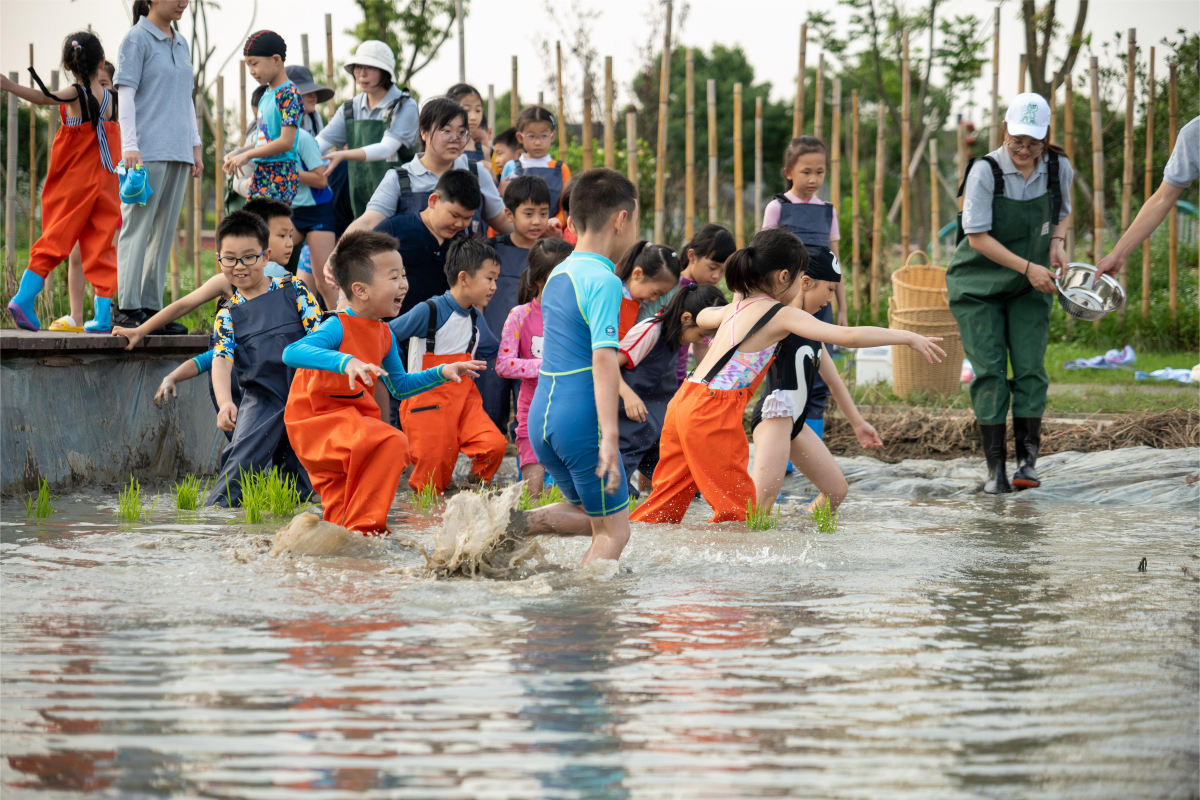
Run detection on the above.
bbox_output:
[84,296,113,333]
[1011,417,1042,489]
[978,423,1011,494]
[7,270,44,331]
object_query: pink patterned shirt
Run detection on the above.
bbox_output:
[496,299,544,430]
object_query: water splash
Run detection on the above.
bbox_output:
[419,483,550,580]
[271,511,380,558]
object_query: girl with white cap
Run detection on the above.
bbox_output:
[316,40,419,220]
[948,92,1075,494]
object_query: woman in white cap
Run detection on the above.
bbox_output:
[316,40,419,220]
[948,92,1074,494]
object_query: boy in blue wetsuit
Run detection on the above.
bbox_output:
[514,168,640,566]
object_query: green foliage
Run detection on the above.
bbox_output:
[117,475,157,523]
[517,483,567,511]
[809,497,841,533]
[746,499,780,531]
[348,0,462,86]
[412,479,439,514]
[172,475,212,511]
[24,478,55,519]
[239,468,309,523]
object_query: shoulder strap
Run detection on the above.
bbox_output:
[982,156,1005,197]
[392,167,412,214]
[342,98,354,121]
[956,157,977,197]
[512,160,525,176]
[699,303,785,385]
[1047,150,1062,227]
[773,192,792,205]
[467,307,479,354]
[424,299,438,352]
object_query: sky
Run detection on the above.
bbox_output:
[1,0,1194,130]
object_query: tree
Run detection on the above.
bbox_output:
[1021,0,1090,98]
[348,0,463,87]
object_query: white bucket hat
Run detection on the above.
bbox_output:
[1004,92,1051,139]
[344,40,395,80]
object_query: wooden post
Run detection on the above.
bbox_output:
[5,73,18,292]
[653,0,673,242]
[538,90,543,107]
[455,0,466,83]
[1168,61,1178,322]
[1050,73,1059,146]
[581,75,593,172]
[831,79,841,224]
[626,111,638,189]
[794,23,807,137]
[872,104,885,318]
[240,60,247,137]
[814,53,825,139]
[193,95,204,294]
[487,84,495,140]
[1018,53,1027,93]
[733,83,744,247]
[754,96,763,232]
[851,90,862,316]
[929,138,940,264]
[990,6,1000,150]
[301,34,310,69]
[1089,57,1104,271]
[556,42,566,159]
[48,71,59,146]
[900,31,911,259]
[1142,48,1155,318]
[604,56,615,168]
[956,121,967,205]
[685,49,695,239]
[28,45,36,257]
[215,76,225,230]
[1064,75,1075,262]
[510,56,519,124]
[707,79,717,223]
[1117,30,1137,323]
[324,14,334,119]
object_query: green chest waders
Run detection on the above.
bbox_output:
[343,97,414,219]
[946,154,1060,426]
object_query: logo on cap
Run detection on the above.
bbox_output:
[832,255,842,276]
[1021,103,1039,125]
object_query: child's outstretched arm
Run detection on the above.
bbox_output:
[114,273,232,349]
[817,346,882,449]
[154,350,212,408]
[0,75,75,105]
[777,307,946,363]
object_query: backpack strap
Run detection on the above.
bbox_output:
[698,303,785,385]
[424,299,438,353]
[342,98,355,122]
[392,167,412,215]
[466,307,479,355]
[773,192,792,205]
[1046,150,1062,227]
[512,160,526,177]
[982,156,1005,197]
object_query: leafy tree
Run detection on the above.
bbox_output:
[348,0,463,87]
[1020,0,1090,98]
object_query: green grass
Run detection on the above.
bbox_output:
[171,474,211,510]
[24,478,56,519]
[809,498,841,533]
[849,378,1197,416]
[411,479,439,514]
[238,468,309,523]
[117,475,145,522]
[1043,343,1198,385]
[745,499,780,531]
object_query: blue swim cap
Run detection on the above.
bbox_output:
[119,165,153,206]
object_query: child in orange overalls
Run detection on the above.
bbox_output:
[283,230,484,533]
[389,237,507,494]
[3,33,120,332]
[615,241,682,340]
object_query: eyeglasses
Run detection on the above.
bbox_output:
[217,250,267,268]
[1006,139,1045,155]
[435,128,471,143]
[520,130,554,142]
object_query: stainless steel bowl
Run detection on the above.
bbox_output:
[1054,262,1125,321]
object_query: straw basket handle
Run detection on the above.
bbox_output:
[903,250,932,268]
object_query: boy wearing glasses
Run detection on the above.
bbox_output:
[205,210,322,507]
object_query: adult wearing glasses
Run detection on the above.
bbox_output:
[949,93,1074,494]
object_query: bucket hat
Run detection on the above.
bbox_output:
[285,65,334,103]
[344,40,395,80]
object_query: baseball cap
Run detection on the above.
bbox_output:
[1004,93,1051,139]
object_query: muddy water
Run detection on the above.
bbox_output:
[2,478,1197,799]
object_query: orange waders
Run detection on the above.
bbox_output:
[27,105,120,297]
[399,351,506,494]
[285,314,408,534]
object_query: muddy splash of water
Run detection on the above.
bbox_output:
[419,483,549,579]
[271,511,382,558]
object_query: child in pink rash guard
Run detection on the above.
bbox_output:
[494,239,572,497]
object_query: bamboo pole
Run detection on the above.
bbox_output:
[487,84,495,139]
[626,111,638,189]
[582,75,593,172]
[28,45,36,259]
[929,138,940,264]
[240,60,247,137]
[794,23,807,137]
[1064,75,1075,263]
[324,14,334,119]
[215,76,225,230]
[455,0,465,83]
[733,82,744,247]
[707,79,717,222]
[872,104,885,317]
[1018,53,1026,93]
[685,49,695,240]
[301,33,310,69]
[654,0,673,241]
[1168,61,1178,322]
[831,79,841,225]
[1118,29,1136,323]
[5,73,18,293]
[193,95,204,295]
[556,43,566,159]
[990,6,1000,150]
[538,90,543,106]
[48,71,59,146]
[604,56,615,169]
[1050,74,1059,146]
[1142,48,1155,318]
[1089,57,1104,273]
[754,96,763,232]
[814,53,825,139]
[851,90,862,316]
[956,122,967,206]
[511,56,519,124]
[900,32,911,259]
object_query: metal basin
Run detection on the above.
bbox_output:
[1055,262,1126,321]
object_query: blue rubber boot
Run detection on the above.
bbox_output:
[7,270,44,331]
[786,460,795,475]
[84,296,113,332]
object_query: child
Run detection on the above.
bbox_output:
[241,198,296,278]
[288,128,338,306]
[615,241,682,339]
[630,228,945,525]
[558,183,577,245]
[496,238,574,499]
[283,231,484,533]
[667,224,737,380]
[499,107,571,226]
[447,83,491,170]
[478,174,553,432]
[491,127,521,178]
[4,32,119,332]
[749,246,885,514]
[204,210,322,507]
[517,168,641,566]
[388,238,506,494]
[618,284,727,496]
[284,65,331,136]
[223,31,301,204]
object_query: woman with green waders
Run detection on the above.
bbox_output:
[316,40,419,221]
[949,93,1074,494]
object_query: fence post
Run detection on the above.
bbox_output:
[990,6,1000,150]
[193,95,204,296]
[754,96,763,233]
[1142,48,1155,319]
[5,73,18,300]
[814,53,824,140]
[604,56,615,169]
[794,23,806,137]
[685,49,695,240]
[851,90,862,317]
[626,111,638,190]
[324,14,334,119]
[301,33,310,69]
[733,82,744,247]
[582,75,593,172]
[556,43,566,158]
[511,56,519,125]
[1168,61,1178,323]
[930,138,939,265]
[653,0,672,242]
[215,76,224,231]
[872,103,885,318]
[900,31,911,260]
[707,79,717,223]
[1119,29,1136,324]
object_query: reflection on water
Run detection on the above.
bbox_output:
[2,488,1197,799]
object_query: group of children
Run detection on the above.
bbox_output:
[8,25,949,567]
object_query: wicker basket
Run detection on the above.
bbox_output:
[892,334,965,397]
[888,306,959,332]
[891,250,949,309]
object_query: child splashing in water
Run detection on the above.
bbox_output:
[615,241,682,340]
[631,228,945,525]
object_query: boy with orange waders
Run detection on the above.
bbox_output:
[283,231,483,533]
[389,238,506,494]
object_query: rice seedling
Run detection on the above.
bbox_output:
[412,478,439,514]
[24,478,56,519]
[745,499,780,531]
[517,482,566,510]
[809,497,841,533]
[238,468,309,522]
[171,474,211,510]
[117,475,145,522]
